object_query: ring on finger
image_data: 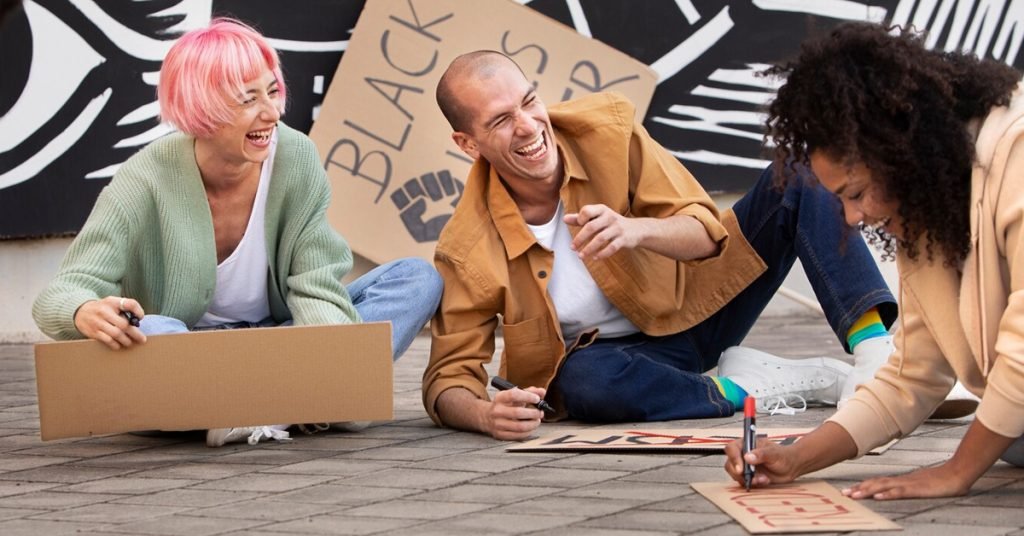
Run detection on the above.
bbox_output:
[119,297,126,311]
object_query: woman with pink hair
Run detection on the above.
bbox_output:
[33,18,441,447]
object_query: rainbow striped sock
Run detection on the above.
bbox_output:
[846,307,888,350]
[711,376,748,411]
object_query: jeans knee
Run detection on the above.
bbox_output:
[556,355,630,421]
[397,257,443,310]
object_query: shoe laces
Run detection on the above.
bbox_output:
[758,394,808,416]
[247,426,292,445]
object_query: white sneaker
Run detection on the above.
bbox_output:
[838,336,893,408]
[206,426,291,447]
[929,382,980,420]
[331,421,371,432]
[718,346,852,415]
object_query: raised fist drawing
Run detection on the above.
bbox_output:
[390,170,464,243]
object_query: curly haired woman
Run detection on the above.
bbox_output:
[724,22,1024,499]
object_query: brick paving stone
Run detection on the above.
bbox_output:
[405,453,543,473]
[334,468,484,490]
[261,458,395,477]
[492,495,639,517]
[12,442,150,458]
[0,518,106,536]
[261,514,422,534]
[131,462,272,480]
[203,448,333,466]
[340,498,493,520]
[552,529,678,536]
[475,466,628,488]
[114,488,265,507]
[335,446,458,462]
[270,484,419,506]
[846,524,1021,536]
[58,476,199,495]
[900,505,1024,527]
[29,502,188,523]
[191,473,337,493]
[405,483,562,504]
[620,464,735,484]
[0,454,77,472]
[578,510,728,532]
[193,498,340,520]
[559,480,693,502]
[416,511,585,534]
[0,491,120,509]
[0,480,60,497]
[0,464,134,484]
[0,506,45,521]
[101,514,270,535]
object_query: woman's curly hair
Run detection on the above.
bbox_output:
[765,22,1019,264]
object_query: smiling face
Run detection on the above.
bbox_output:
[198,68,283,168]
[810,151,903,238]
[450,59,559,187]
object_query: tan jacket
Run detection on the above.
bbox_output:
[423,92,766,424]
[830,88,1024,455]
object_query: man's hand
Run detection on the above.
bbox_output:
[73,296,147,350]
[435,386,545,441]
[565,205,718,262]
[484,387,546,441]
[564,204,640,261]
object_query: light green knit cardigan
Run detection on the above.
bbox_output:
[33,123,361,340]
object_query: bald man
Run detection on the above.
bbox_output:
[423,51,899,440]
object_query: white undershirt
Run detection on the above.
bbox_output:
[527,202,639,342]
[195,130,276,327]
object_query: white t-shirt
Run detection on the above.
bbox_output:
[527,202,639,342]
[195,130,276,327]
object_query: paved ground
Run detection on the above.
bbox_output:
[0,316,1020,535]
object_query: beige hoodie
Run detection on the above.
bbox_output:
[829,88,1024,456]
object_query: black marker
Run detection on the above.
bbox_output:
[121,310,140,328]
[743,396,756,491]
[490,376,554,413]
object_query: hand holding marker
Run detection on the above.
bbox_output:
[743,396,756,490]
[490,376,554,413]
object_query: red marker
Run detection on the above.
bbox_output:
[743,396,756,490]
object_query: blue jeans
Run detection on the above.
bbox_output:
[553,164,897,422]
[140,258,442,361]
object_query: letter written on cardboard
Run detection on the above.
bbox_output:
[691,481,901,533]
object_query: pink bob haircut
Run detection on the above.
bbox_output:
[158,18,286,138]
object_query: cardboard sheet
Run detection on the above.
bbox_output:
[34,322,393,440]
[508,428,895,454]
[691,480,901,533]
[309,0,658,263]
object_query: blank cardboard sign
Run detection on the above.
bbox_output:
[34,322,393,441]
[692,481,901,534]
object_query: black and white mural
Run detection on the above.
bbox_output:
[2,0,1023,239]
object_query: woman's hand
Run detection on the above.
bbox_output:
[73,297,147,350]
[723,422,859,488]
[844,418,1015,500]
[725,439,805,487]
[842,464,970,500]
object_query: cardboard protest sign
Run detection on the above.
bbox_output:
[691,481,901,533]
[309,0,657,263]
[34,323,392,441]
[508,428,894,454]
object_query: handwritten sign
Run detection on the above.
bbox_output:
[691,481,901,533]
[508,428,894,454]
[309,0,657,263]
